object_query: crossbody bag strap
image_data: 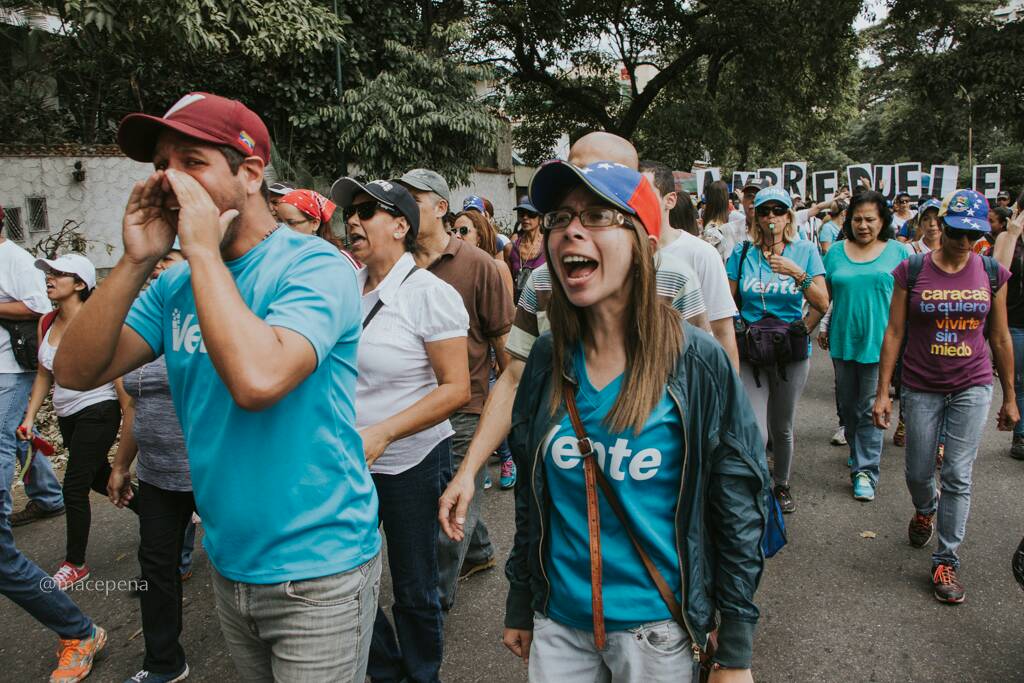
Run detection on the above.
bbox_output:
[564,388,686,641]
[362,266,419,330]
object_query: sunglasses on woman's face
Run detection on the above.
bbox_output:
[454,226,471,236]
[943,225,986,242]
[755,205,789,217]
[343,199,396,222]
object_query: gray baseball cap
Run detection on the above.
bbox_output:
[397,168,450,203]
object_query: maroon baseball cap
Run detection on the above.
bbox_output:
[117,92,271,164]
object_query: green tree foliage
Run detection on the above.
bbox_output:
[472,0,862,169]
[845,0,1024,191]
[0,0,501,186]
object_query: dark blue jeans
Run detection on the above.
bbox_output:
[368,439,451,683]
[0,372,92,639]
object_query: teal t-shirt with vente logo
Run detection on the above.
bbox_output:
[544,346,684,631]
[126,227,381,584]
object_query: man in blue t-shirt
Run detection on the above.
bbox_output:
[53,92,381,683]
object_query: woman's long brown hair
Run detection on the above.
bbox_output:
[546,217,683,435]
[455,210,498,256]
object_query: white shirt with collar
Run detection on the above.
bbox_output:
[0,239,51,374]
[355,251,470,475]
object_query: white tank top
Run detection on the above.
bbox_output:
[38,326,118,418]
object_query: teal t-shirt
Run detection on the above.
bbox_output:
[126,228,380,583]
[545,347,683,631]
[726,240,825,325]
[824,239,912,364]
[819,222,841,247]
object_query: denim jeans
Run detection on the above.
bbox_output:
[212,553,381,683]
[136,481,196,674]
[1011,327,1024,438]
[0,372,62,517]
[0,371,92,639]
[834,359,884,485]
[903,385,993,570]
[528,613,697,683]
[436,412,494,610]
[368,439,449,683]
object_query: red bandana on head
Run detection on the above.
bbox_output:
[280,190,336,225]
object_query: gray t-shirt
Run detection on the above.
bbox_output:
[124,356,191,491]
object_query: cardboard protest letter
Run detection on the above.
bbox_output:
[972,165,1001,199]
[895,162,922,197]
[758,167,782,187]
[732,171,756,191]
[695,167,721,198]
[930,165,958,198]
[847,164,873,192]
[812,171,839,202]
[873,165,895,199]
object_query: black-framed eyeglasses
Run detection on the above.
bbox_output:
[542,207,633,232]
[943,225,986,242]
[343,199,397,222]
[755,205,789,217]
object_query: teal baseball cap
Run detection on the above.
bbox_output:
[753,186,793,209]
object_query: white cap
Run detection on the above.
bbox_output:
[34,254,97,290]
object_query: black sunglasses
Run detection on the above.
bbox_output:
[943,224,986,242]
[343,199,398,222]
[453,226,470,236]
[755,205,789,217]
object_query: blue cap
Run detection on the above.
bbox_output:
[528,159,662,238]
[939,189,989,232]
[752,186,793,209]
[462,195,486,213]
[514,197,539,213]
[918,198,941,214]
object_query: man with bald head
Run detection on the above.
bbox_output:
[567,131,639,169]
[438,131,734,544]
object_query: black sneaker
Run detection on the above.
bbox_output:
[908,512,934,548]
[932,563,965,604]
[10,500,65,527]
[1011,435,1024,460]
[458,557,496,580]
[773,485,795,513]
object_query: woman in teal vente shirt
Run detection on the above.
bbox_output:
[823,190,911,503]
[726,186,829,514]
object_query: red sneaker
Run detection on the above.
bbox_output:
[52,562,90,591]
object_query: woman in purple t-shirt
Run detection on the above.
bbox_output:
[873,189,1019,606]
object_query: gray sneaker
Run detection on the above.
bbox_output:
[1011,435,1024,460]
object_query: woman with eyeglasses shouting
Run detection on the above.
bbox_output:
[874,189,1017,604]
[726,186,828,513]
[18,254,134,590]
[823,190,912,503]
[502,160,766,683]
[332,177,470,683]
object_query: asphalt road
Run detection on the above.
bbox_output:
[3,350,1024,682]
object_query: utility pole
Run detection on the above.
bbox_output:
[958,84,973,173]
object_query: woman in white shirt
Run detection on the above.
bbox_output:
[18,254,130,590]
[332,177,470,683]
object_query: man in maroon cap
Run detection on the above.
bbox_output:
[54,93,381,683]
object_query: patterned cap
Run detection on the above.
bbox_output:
[939,189,989,232]
[462,196,486,214]
[529,160,662,238]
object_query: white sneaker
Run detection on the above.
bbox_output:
[830,427,847,446]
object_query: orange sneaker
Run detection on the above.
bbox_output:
[50,625,106,683]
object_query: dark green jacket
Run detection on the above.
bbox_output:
[503,323,769,669]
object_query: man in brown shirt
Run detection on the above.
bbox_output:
[397,169,514,610]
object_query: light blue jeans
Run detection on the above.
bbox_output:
[0,372,63,516]
[833,359,884,485]
[1010,327,1024,439]
[528,613,697,683]
[211,553,381,683]
[902,385,993,570]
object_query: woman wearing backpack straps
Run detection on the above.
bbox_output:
[502,160,767,682]
[874,189,1018,605]
[726,186,828,513]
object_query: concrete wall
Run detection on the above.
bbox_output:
[0,152,517,265]
[0,153,150,270]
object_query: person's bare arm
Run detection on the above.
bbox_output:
[108,395,138,508]
[687,310,711,333]
[709,317,740,371]
[491,333,510,374]
[439,355,524,540]
[872,284,907,429]
[993,210,1022,268]
[0,301,42,320]
[361,337,470,466]
[989,287,1020,431]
